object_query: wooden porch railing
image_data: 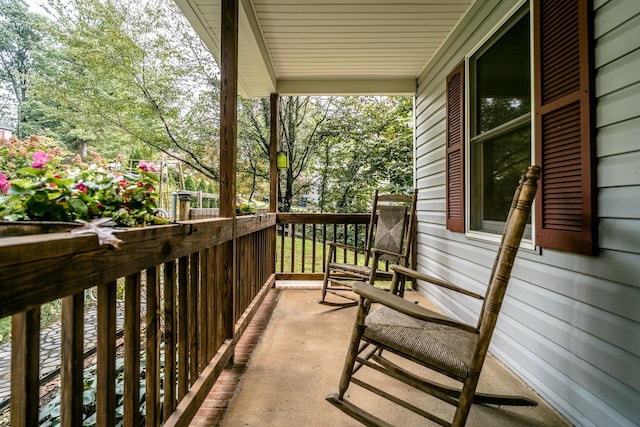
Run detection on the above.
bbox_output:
[0,214,275,426]
[275,213,371,280]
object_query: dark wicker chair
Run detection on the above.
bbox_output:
[320,190,417,307]
[326,166,541,426]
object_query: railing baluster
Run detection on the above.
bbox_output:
[312,224,317,273]
[97,281,116,426]
[11,306,40,426]
[61,293,84,426]
[207,247,218,360]
[164,261,177,421]
[124,272,141,426]
[354,224,359,265]
[189,253,200,386]
[301,224,306,272]
[146,267,161,426]
[290,224,296,272]
[343,223,348,263]
[178,256,189,399]
[323,224,327,272]
[331,224,338,261]
[198,248,209,372]
[279,223,285,273]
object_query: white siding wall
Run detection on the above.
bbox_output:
[414,0,640,426]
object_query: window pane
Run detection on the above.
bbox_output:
[470,7,531,239]
[472,125,531,236]
[475,14,530,135]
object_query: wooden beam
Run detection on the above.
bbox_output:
[218,0,239,344]
[269,93,279,213]
[219,0,238,219]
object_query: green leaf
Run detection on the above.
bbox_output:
[16,167,46,176]
[69,197,89,215]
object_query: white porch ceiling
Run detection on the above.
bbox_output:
[174,0,475,98]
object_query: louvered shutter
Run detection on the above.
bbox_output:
[446,62,465,232]
[534,0,596,255]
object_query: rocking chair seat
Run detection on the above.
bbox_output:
[365,306,477,380]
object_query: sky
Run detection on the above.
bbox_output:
[25,0,47,16]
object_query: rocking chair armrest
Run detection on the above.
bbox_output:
[327,242,367,253]
[352,281,477,333]
[390,264,483,300]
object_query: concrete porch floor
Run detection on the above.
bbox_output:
[191,282,570,426]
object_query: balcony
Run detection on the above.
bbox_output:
[0,214,568,426]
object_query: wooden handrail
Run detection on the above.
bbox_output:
[276,212,370,224]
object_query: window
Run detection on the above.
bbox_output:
[445,0,596,255]
[469,8,531,238]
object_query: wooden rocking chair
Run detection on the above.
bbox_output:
[326,166,541,426]
[320,190,417,307]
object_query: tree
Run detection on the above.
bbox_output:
[0,0,46,136]
[237,98,270,203]
[315,96,414,212]
[278,96,332,212]
[32,0,222,176]
[237,96,332,211]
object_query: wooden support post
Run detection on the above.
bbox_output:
[269,93,280,277]
[218,0,238,341]
[269,93,279,213]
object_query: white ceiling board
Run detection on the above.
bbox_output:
[177,0,475,97]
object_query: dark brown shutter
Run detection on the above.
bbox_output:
[534,0,596,255]
[446,62,465,232]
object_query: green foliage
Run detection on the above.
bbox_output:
[0,136,168,225]
[236,202,255,215]
[39,350,157,426]
[0,0,46,136]
[316,96,414,213]
[236,96,413,214]
[28,0,221,177]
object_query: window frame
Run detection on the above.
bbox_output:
[463,0,536,248]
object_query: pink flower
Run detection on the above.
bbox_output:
[138,160,158,172]
[0,172,10,194]
[76,183,87,194]
[31,151,49,168]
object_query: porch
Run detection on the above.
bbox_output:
[0,214,569,426]
[192,284,569,426]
